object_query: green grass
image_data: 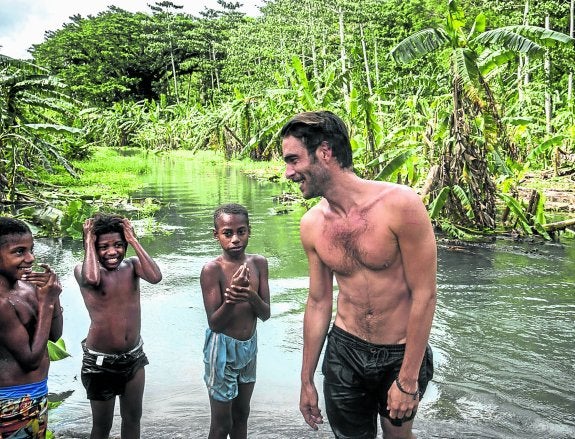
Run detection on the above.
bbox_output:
[41,147,154,199]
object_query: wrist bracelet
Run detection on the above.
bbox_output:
[395,378,419,400]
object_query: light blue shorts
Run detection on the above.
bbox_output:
[203,328,257,402]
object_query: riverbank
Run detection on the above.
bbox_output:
[2,147,573,241]
[42,158,575,439]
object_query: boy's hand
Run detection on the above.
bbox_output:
[232,263,250,287]
[22,263,54,287]
[226,263,251,303]
[83,218,95,242]
[35,265,62,303]
[122,218,138,245]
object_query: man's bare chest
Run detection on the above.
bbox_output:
[316,216,399,275]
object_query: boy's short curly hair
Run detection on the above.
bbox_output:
[92,213,126,243]
[213,203,249,230]
[0,217,32,247]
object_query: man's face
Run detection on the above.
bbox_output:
[282,135,330,199]
[213,213,250,258]
[96,232,126,271]
[0,233,35,282]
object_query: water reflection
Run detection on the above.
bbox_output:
[39,154,575,438]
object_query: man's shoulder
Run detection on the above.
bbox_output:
[301,199,327,222]
[369,181,421,206]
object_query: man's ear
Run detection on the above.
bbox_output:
[213,228,218,239]
[318,141,331,160]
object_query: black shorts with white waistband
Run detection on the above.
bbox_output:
[80,338,149,401]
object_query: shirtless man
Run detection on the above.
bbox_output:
[0,217,63,438]
[281,111,437,439]
[75,213,162,439]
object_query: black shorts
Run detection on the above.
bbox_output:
[81,338,149,401]
[322,325,433,439]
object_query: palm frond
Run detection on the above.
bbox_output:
[390,28,451,64]
[452,48,483,105]
[473,29,545,57]
[504,25,575,46]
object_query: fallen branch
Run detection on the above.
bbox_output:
[544,218,575,232]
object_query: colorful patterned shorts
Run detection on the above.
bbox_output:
[0,380,48,439]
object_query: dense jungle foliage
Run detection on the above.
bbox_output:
[1,0,574,240]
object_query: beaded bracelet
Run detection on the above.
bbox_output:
[395,378,419,400]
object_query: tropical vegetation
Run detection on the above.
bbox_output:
[1,0,574,240]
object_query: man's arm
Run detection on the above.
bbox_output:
[123,219,162,284]
[299,212,334,430]
[388,186,437,419]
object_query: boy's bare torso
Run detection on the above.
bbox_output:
[76,259,141,353]
[215,255,261,341]
[0,282,49,385]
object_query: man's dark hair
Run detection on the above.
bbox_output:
[92,213,126,243]
[280,110,353,169]
[213,203,250,230]
[0,217,31,246]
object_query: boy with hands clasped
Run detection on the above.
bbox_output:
[201,203,270,439]
[0,217,63,438]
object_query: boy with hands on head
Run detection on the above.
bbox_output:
[75,213,162,439]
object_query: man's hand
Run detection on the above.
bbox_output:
[387,379,420,421]
[300,381,323,430]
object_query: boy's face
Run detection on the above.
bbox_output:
[0,233,35,282]
[213,213,250,257]
[96,232,127,271]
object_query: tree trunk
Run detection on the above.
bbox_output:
[544,15,552,136]
[569,0,574,101]
[337,7,350,100]
[360,24,372,96]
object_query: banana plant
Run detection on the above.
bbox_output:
[389,0,574,233]
[0,55,81,202]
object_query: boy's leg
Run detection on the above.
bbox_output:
[89,398,116,439]
[208,397,233,439]
[119,367,145,439]
[230,382,255,439]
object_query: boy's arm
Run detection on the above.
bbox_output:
[200,262,236,333]
[22,264,63,341]
[81,218,101,286]
[0,272,61,371]
[247,256,270,321]
[49,297,63,342]
[123,219,162,284]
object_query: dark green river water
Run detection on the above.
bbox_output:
[38,153,574,438]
